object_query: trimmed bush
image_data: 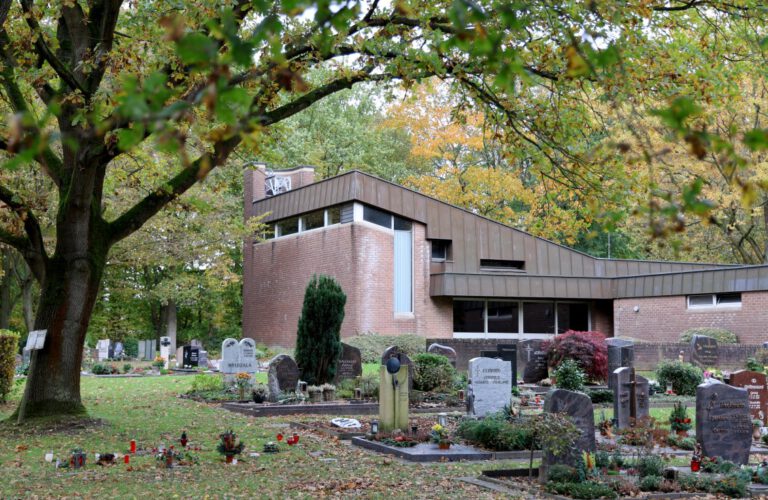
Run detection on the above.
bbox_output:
[552,359,585,391]
[0,330,19,402]
[546,482,618,499]
[455,416,534,451]
[191,373,223,392]
[639,475,662,492]
[346,333,425,363]
[547,464,579,483]
[546,330,608,383]
[655,361,703,396]
[586,389,613,404]
[679,327,737,344]
[637,455,665,478]
[413,353,455,392]
[295,275,346,385]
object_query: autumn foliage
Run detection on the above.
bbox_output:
[546,331,608,383]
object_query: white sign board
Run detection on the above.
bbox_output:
[24,330,47,351]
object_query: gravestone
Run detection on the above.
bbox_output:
[427,343,457,367]
[96,339,110,361]
[113,341,124,359]
[267,354,299,401]
[610,367,650,429]
[379,364,409,432]
[519,340,548,383]
[690,335,718,368]
[468,357,513,417]
[183,345,200,367]
[220,338,258,374]
[480,344,518,386]
[334,343,362,382]
[159,336,172,368]
[137,341,146,360]
[381,346,413,390]
[175,346,185,367]
[198,350,209,368]
[606,338,634,389]
[189,339,203,348]
[137,339,155,361]
[541,389,595,482]
[729,370,768,424]
[696,379,752,465]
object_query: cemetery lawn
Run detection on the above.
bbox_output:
[0,376,508,498]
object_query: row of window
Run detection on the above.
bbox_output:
[270,207,342,238]
[453,300,590,335]
[687,293,741,309]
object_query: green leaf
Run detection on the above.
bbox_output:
[216,88,250,125]
[744,129,768,151]
[117,125,146,151]
[176,33,219,66]
[650,97,701,132]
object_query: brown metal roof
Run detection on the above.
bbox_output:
[253,170,757,298]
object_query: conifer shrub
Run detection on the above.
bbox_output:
[546,330,608,383]
[655,361,703,396]
[413,353,455,391]
[295,275,346,385]
[0,330,19,402]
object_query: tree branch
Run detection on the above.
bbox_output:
[0,184,48,283]
[84,0,124,93]
[19,0,87,95]
[107,135,242,245]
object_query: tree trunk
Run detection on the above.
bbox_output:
[0,247,12,329]
[21,274,35,332]
[16,251,105,421]
[166,298,177,354]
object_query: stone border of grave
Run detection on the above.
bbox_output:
[460,474,708,500]
[220,402,465,418]
[351,437,493,462]
[289,421,366,441]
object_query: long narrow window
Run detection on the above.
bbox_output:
[394,224,413,313]
[453,300,590,336]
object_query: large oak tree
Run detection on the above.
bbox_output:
[1,0,766,421]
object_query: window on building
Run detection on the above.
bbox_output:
[327,206,341,225]
[363,205,392,228]
[276,216,299,237]
[431,240,450,261]
[488,301,519,333]
[687,293,742,309]
[302,211,324,231]
[557,302,590,333]
[523,302,555,334]
[480,259,525,271]
[453,300,485,333]
[394,216,412,231]
[394,228,413,313]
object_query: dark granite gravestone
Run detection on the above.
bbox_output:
[182,345,200,367]
[267,354,300,401]
[729,370,768,424]
[610,367,650,429]
[335,343,362,382]
[480,344,518,386]
[690,335,718,368]
[427,343,457,367]
[519,340,548,383]
[381,346,413,390]
[696,379,752,465]
[541,389,595,482]
[606,338,634,389]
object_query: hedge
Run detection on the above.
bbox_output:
[0,330,19,402]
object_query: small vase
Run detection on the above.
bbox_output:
[323,390,336,402]
[754,428,762,440]
[225,454,234,464]
[438,442,450,450]
[691,459,700,472]
[238,388,246,401]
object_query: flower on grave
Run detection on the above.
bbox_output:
[235,372,252,390]
[430,424,450,444]
[152,356,165,368]
[217,430,245,456]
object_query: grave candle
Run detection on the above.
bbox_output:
[438,413,447,427]
[45,452,53,463]
[130,440,136,454]
[124,455,130,464]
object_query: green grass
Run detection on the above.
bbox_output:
[594,407,696,428]
[0,376,503,498]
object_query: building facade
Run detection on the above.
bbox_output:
[243,167,768,347]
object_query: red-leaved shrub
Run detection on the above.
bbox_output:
[545,330,608,383]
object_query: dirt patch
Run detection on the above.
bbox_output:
[0,416,107,438]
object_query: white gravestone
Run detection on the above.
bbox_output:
[159,336,171,369]
[96,339,110,362]
[468,357,512,417]
[220,338,257,374]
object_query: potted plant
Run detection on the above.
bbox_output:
[234,372,252,401]
[669,402,692,436]
[320,383,336,402]
[151,356,165,373]
[307,385,322,403]
[217,430,245,464]
[252,384,268,404]
[430,423,451,450]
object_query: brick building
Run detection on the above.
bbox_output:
[243,167,768,347]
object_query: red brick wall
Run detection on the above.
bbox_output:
[243,221,452,347]
[614,292,768,344]
[592,300,614,337]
